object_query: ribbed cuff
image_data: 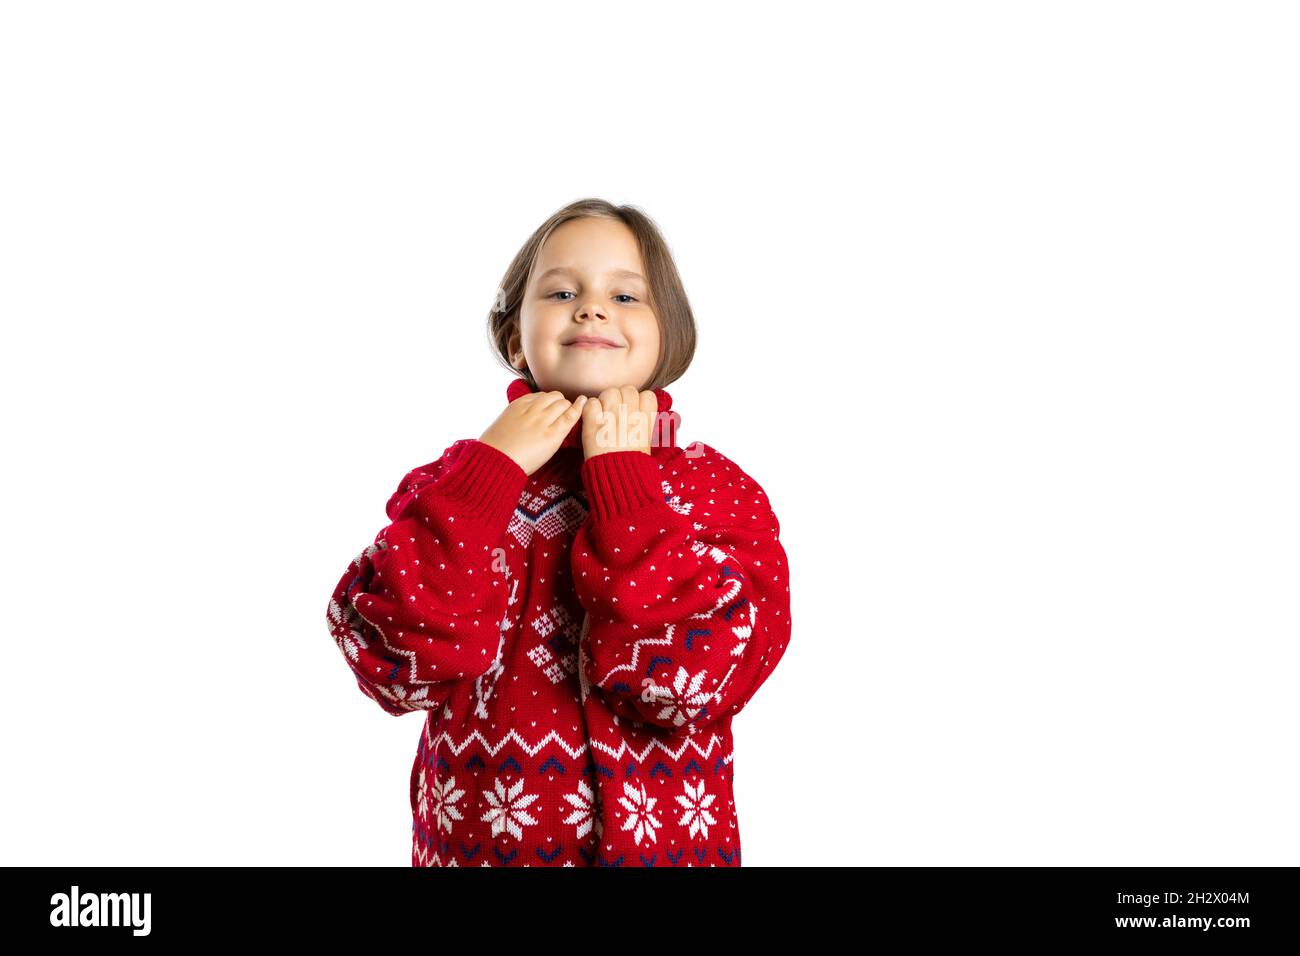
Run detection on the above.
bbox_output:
[580,450,663,522]
[419,439,527,531]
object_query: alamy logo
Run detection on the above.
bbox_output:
[49,885,151,936]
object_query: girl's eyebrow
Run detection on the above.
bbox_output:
[537,266,646,283]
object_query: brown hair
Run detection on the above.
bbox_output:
[487,198,696,392]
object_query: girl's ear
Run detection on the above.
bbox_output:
[506,325,526,369]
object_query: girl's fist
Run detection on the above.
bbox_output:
[580,385,657,460]
[480,390,588,476]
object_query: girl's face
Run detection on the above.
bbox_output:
[511,216,661,401]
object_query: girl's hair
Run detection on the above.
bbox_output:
[487,198,696,392]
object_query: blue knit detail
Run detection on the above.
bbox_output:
[538,755,567,775]
[645,655,673,677]
[536,844,564,863]
[497,754,523,774]
[684,627,709,650]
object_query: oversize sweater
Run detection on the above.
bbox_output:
[325,378,792,866]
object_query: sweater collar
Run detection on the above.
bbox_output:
[505,377,677,450]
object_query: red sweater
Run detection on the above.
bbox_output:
[326,378,792,866]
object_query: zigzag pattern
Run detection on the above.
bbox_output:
[425,720,734,767]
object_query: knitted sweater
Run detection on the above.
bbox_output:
[325,378,792,866]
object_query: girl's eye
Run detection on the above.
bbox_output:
[549,291,638,304]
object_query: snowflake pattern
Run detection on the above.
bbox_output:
[617,779,663,846]
[675,780,718,840]
[560,779,603,841]
[481,777,540,840]
[428,773,467,834]
[640,665,712,727]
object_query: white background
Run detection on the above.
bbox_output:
[2,1,1296,866]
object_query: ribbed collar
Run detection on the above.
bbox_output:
[505,377,677,450]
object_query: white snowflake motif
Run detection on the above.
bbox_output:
[640,665,712,727]
[481,777,540,840]
[374,683,435,711]
[561,779,603,841]
[428,774,467,834]
[675,780,718,840]
[617,779,662,846]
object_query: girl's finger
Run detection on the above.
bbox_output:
[562,395,588,419]
[535,391,572,418]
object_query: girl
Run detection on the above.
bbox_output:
[325,198,792,867]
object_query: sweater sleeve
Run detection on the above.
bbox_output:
[325,439,529,716]
[571,442,792,736]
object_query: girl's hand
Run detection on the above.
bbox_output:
[480,390,588,476]
[580,386,657,461]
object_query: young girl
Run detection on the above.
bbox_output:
[325,198,792,866]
